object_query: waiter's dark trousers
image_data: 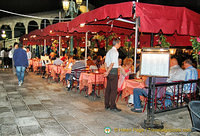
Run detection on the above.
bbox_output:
[105,74,118,109]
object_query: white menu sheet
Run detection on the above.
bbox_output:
[140,52,170,77]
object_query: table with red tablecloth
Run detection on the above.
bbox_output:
[60,68,71,81]
[79,72,106,95]
[29,59,33,67]
[32,60,41,72]
[121,79,145,100]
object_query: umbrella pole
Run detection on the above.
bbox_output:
[134,17,139,74]
[44,39,46,55]
[59,36,61,57]
[85,32,88,67]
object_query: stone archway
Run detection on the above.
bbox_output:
[0,25,12,39]
[14,22,25,38]
[28,20,38,33]
[40,19,51,29]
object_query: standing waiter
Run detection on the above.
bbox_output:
[104,38,121,112]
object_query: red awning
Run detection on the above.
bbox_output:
[136,2,200,36]
[20,2,200,47]
[43,22,69,36]
[68,2,133,29]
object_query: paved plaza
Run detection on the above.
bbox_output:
[0,69,199,136]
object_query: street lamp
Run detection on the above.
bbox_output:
[1,30,6,48]
[62,0,82,56]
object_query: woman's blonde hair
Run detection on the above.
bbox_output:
[123,58,133,66]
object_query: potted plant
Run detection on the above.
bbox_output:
[155,34,171,48]
[190,37,200,78]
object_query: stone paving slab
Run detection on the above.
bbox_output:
[32,110,51,119]
[14,110,33,118]
[0,70,198,136]
[42,126,69,136]
[20,125,43,136]
[16,116,40,127]
[1,124,20,136]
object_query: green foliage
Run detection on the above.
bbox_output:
[156,34,171,48]
[190,37,200,69]
[76,47,81,57]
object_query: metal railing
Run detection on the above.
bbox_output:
[154,79,200,114]
[142,78,200,129]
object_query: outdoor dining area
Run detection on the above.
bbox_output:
[18,1,200,132]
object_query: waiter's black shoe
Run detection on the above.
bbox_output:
[110,107,121,112]
[105,106,110,110]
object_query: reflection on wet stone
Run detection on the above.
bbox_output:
[28,104,45,111]
[0,107,10,113]
[12,106,28,112]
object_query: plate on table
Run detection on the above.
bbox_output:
[133,79,143,83]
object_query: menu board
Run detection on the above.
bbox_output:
[140,52,170,77]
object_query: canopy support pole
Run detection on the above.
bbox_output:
[85,32,88,67]
[59,36,61,57]
[134,17,139,74]
[44,39,46,55]
[151,33,154,47]
[86,0,88,12]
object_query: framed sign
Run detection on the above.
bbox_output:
[140,51,170,77]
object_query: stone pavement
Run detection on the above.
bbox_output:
[0,69,199,136]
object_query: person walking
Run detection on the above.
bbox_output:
[13,43,28,86]
[26,47,32,64]
[104,38,121,112]
[9,42,18,74]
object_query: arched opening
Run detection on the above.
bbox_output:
[0,25,12,40]
[14,22,25,38]
[28,20,38,33]
[52,17,59,24]
[40,19,51,29]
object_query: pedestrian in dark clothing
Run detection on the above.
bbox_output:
[13,43,28,86]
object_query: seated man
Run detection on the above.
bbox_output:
[183,59,198,93]
[66,58,86,90]
[132,57,185,113]
[165,57,185,95]
[53,55,63,66]
[131,77,167,113]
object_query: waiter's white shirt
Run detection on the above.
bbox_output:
[105,46,119,68]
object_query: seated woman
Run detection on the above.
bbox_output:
[87,59,98,72]
[65,57,86,90]
[62,56,74,82]
[118,58,133,91]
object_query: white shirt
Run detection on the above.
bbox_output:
[167,65,185,82]
[0,50,5,57]
[9,48,15,58]
[27,51,32,60]
[105,47,119,68]
[166,65,185,94]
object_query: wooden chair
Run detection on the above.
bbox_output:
[92,72,105,99]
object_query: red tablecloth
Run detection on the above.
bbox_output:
[29,59,33,66]
[32,60,41,72]
[121,79,145,99]
[79,72,106,94]
[60,68,71,81]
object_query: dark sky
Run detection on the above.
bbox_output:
[0,0,199,18]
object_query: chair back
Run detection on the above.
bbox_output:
[188,101,200,131]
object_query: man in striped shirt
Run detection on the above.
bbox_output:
[183,59,198,93]
[67,58,86,91]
